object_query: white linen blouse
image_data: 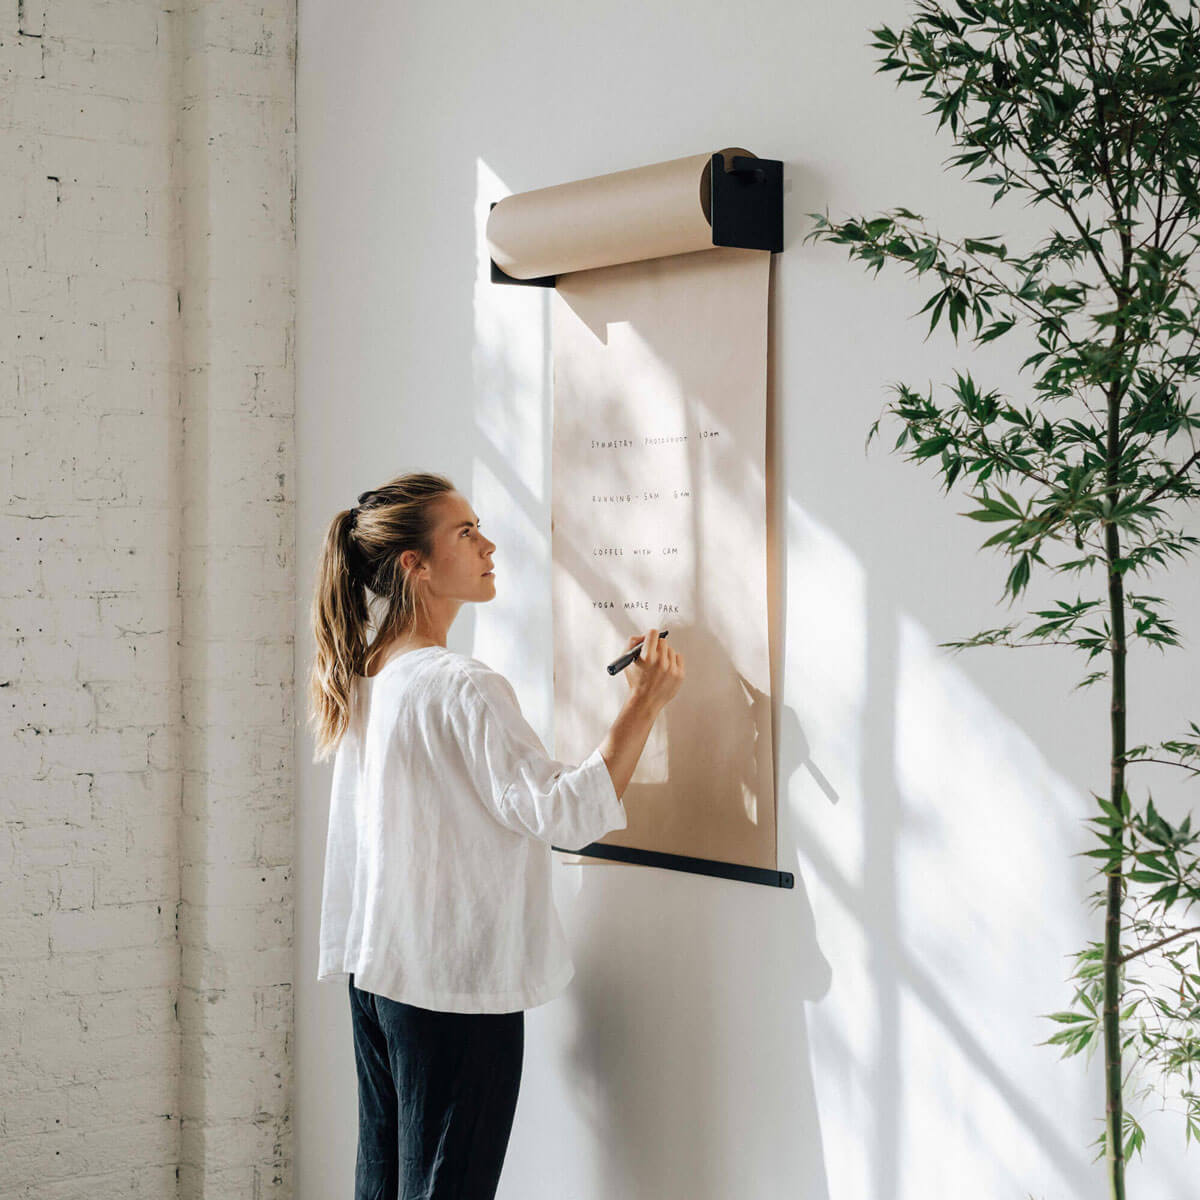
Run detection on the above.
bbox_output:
[317,645,628,1013]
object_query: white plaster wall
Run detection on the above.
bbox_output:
[295,2,1199,1196]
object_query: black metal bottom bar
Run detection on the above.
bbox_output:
[552,841,793,889]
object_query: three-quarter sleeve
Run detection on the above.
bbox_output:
[446,662,628,850]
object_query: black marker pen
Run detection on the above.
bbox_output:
[606,630,669,676]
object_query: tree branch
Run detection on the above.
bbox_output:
[1117,924,1200,965]
[1140,447,1200,506]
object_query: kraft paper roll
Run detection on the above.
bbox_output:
[549,248,776,875]
[486,146,755,280]
[487,145,779,879]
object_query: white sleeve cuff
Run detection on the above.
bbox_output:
[572,745,628,845]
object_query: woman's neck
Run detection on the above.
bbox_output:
[362,630,445,674]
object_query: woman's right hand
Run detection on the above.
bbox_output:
[623,628,685,710]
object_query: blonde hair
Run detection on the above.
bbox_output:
[307,471,456,762]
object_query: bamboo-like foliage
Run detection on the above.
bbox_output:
[803,2,1200,1194]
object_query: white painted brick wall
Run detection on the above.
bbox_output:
[1,1,296,1196]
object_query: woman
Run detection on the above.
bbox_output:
[308,471,684,1199]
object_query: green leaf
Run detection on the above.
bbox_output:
[1044,1010,1093,1024]
[964,236,1007,258]
[979,318,1017,344]
[1006,551,1031,597]
[913,434,954,459]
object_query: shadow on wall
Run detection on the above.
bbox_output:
[464,154,1187,1200]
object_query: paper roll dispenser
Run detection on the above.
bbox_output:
[487,149,783,287]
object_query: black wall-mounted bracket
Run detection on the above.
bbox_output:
[552,840,794,889]
[488,151,784,287]
[710,152,784,253]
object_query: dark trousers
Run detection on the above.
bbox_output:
[348,973,524,1200]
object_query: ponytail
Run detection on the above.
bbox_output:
[307,472,454,761]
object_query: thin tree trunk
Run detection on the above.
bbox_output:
[1104,298,1128,1195]
[1104,520,1127,1199]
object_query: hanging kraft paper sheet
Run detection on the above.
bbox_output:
[486,149,776,876]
